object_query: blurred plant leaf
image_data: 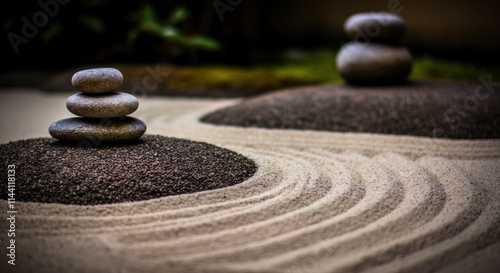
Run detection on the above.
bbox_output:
[78,15,106,34]
[186,35,220,51]
[168,6,189,24]
[162,27,189,44]
[127,29,139,43]
[162,26,180,38]
[138,4,164,33]
[41,23,62,44]
[126,4,220,57]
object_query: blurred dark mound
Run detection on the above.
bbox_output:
[201,80,500,139]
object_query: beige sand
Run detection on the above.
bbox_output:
[0,89,499,273]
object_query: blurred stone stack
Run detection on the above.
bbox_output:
[49,68,146,144]
[336,12,412,84]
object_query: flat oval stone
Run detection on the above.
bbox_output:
[344,12,405,42]
[336,42,412,84]
[72,68,123,93]
[48,117,146,143]
[66,92,139,118]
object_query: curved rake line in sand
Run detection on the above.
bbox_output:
[120,149,365,252]
[117,151,497,273]
[128,154,492,271]
[145,155,490,273]
[250,156,484,272]
[308,159,485,272]
[137,152,412,264]
[113,153,330,243]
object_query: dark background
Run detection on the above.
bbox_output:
[2,0,500,72]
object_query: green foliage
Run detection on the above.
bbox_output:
[257,50,341,84]
[410,55,500,82]
[40,23,62,44]
[255,49,500,85]
[168,6,189,24]
[78,15,106,34]
[109,49,499,97]
[17,1,219,61]
[128,5,220,56]
[37,0,108,43]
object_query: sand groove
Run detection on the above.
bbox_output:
[0,93,499,273]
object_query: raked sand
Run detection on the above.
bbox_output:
[0,89,499,273]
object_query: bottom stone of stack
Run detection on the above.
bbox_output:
[48,116,146,143]
[336,41,412,84]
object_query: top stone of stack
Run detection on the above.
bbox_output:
[72,68,123,93]
[344,12,406,43]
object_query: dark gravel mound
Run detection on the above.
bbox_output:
[0,135,257,205]
[201,80,500,139]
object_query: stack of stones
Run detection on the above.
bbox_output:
[49,68,146,144]
[336,12,412,84]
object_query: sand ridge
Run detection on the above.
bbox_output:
[0,89,499,273]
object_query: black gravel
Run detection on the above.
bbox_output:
[201,80,500,139]
[0,135,257,205]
